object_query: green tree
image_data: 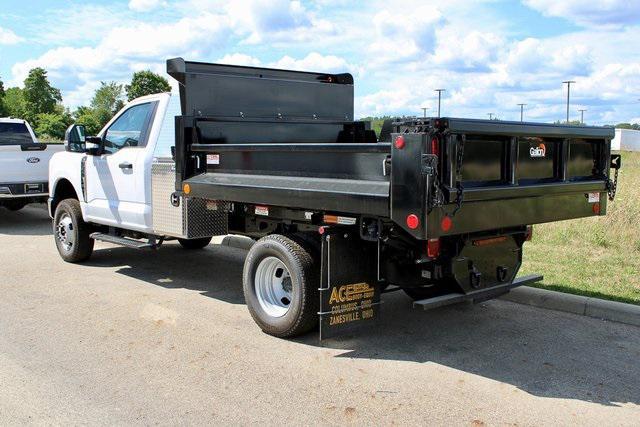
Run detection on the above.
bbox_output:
[0,77,6,116]
[615,123,640,130]
[90,81,125,128]
[22,68,62,123]
[125,70,171,101]
[34,112,69,140]
[73,106,102,136]
[3,87,26,118]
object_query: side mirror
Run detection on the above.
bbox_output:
[85,136,103,155]
[64,124,86,153]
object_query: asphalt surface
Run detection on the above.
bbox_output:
[1,205,639,425]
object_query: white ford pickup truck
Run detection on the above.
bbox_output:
[1,117,64,210]
[49,92,220,261]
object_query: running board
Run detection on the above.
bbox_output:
[90,232,160,250]
[413,274,543,311]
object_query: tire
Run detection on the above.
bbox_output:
[178,236,212,250]
[53,198,94,263]
[243,234,319,338]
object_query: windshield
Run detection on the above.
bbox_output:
[0,123,33,145]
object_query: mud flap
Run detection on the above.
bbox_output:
[318,230,380,340]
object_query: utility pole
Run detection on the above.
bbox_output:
[421,107,428,118]
[434,89,446,117]
[488,113,494,120]
[517,103,527,122]
[578,109,587,124]
[563,80,576,123]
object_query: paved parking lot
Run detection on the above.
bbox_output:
[1,206,640,425]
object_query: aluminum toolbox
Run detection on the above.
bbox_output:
[151,159,227,239]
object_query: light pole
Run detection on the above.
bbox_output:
[563,80,576,123]
[434,89,446,117]
[578,109,587,124]
[421,107,428,118]
[517,103,527,122]
[488,113,494,120]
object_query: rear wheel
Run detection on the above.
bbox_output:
[53,199,94,263]
[243,234,319,337]
[178,237,212,250]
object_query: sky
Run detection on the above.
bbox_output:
[1,0,640,124]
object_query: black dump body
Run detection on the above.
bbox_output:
[168,57,616,240]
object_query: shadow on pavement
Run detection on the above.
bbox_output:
[0,205,52,236]
[86,239,640,408]
[87,243,247,305]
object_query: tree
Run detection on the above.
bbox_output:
[73,106,102,136]
[125,70,171,101]
[90,81,125,128]
[3,87,26,118]
[0,77,6,116]
[34,112,69,140]
[23,68,62,123]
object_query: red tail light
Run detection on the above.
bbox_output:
[394,136,405,149]
[441,215,453,232]
[427,238,440,258]
[406,214,420,229]
[431,137,439,156]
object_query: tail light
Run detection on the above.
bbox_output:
[440,215,453,232]
[431,137,439,156]
[427,238,440,258]
[406,214,420,230]
[525,225,533,241]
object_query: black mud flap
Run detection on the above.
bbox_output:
[318,230,380,340]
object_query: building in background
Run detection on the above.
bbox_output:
[612,128,640,151]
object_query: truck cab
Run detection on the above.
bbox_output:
[0,117,64,211]
[49,93,178,233]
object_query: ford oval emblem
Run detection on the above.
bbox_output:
[27,157,41,164]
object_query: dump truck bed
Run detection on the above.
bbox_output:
[168,58,616,239]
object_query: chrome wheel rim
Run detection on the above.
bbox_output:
[254,257,293,317]
[56,214,75,252]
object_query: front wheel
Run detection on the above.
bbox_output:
[178,237,212,250]
[53,199,94,263]
[243,234,319,338]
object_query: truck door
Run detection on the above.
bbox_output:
[83,101,157,231]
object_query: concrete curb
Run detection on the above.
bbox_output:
[500,286,640,327]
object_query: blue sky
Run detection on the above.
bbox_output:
[1,0,640,124]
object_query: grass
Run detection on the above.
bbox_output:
[520,151,640,305]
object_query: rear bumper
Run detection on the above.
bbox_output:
[413,274,544,310]
[0,182,49,198]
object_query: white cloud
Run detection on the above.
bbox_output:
[217,53,262,67]
[128,0,166,12]
[0,27,22,45]
[270,52,350,73]
[523,0,640,27]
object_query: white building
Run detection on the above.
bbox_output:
[612,128,640,151]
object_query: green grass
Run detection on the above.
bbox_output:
[520,151,640,305]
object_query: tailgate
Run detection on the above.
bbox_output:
[390,118,616,239]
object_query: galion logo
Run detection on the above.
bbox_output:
[530,143,546,158]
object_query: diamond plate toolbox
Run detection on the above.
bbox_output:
[151,160,228,239]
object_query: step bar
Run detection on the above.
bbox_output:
[90,232,161,250]
[413,274,543,310]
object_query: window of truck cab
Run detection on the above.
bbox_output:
[0,122,33,145]
[102,101,157,154]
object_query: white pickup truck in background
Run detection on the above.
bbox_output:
[0,117,64,211]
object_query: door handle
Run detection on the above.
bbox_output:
[119,162,133,170]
